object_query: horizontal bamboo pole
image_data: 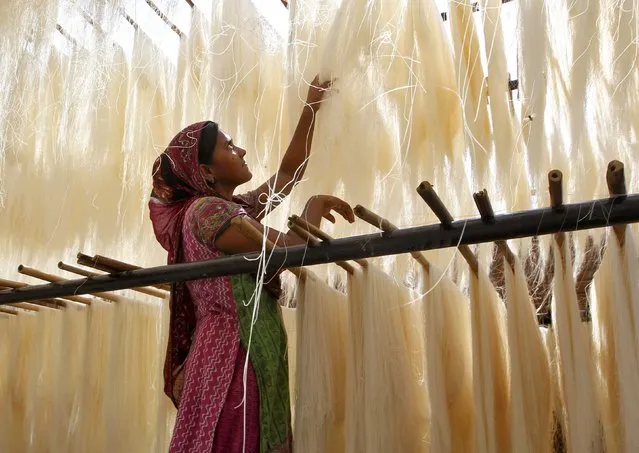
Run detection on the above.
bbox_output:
[2,192,639,304]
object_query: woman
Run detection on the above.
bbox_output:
[149,76,354,453]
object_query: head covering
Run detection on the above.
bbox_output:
[149,121,217,406]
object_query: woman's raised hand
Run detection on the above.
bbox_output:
[302,195,355,225]
[306,74,335,112]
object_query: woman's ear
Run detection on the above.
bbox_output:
[199,164,216,184]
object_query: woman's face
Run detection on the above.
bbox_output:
[202,130,252,186]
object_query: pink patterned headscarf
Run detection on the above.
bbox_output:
[149,121,217,406]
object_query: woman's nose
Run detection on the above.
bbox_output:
[239,148,247,158]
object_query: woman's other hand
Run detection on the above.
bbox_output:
[302,195,355,225]
[306,75,335,112]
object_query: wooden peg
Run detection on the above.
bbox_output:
[19,266,117,302]
[287,220,358,273]
[415,184,479,275]
[0,287,66,310]
[58,262,167,299]
[288,223,322,246]
[548,170,563,211]
[416,182,454,227]
[144,0,185,37]
[473,189,496,223]
[0,288,43,312]
[353,205,397,235]
[354,204,430,271]
[607,160,627,246]
[288,215,368,269]
[231,217,308,281]
[0,277,91,305]
[56,24,78,47]
[76,253,171,291]
[549,169,566,252]
[0,307,18,316]
[473,190,515,271]
[289,215,333,241]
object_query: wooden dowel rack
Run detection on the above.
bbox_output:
[1,161,638,305]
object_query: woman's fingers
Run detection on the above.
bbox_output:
[323,212,336,223]
[332,200,355,223]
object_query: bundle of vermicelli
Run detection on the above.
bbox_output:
[31,308,64,453]
[479,0,530,212]
[72,300,114,452]
[551,239,602,453]
[345,268,367,453]
[539,324,563,448]
[294,273,348,453]
[422,265,474,453]
[6,312,39,452]
[449,0,492,190]
[54,304,89,450]
[0,293,175,453]
[0,314,17,452]
[349,265,428,453]
[469,267,510,453]
[105,296,169,452]
[280,305,297,418]
[516,0,549,197]
[119,29,176,255]
[208,0,288,190]
[505,255,553,453]
[591,228,639,453]
[175,5,211,128]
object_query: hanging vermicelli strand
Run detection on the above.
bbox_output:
[72,300,115,452]
[345,267,367,453]
[422,265,474,453]
[591,228,639,453]
[469,267,510,453]
[31,307,64,453]
[539,324,565,451]
[449,0,492,191]
[8,312,39,452]
[479,0,529,212]
[517,0,549,196]
[360,265,429,453]
[0,316,17,452]
[294,273,348,453]
[551,239,603,453]
[505,256,553,453]
[55,304,89,450]
[281,304,298,420]
[105,296,167,452]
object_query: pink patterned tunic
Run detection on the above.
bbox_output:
[168,192,292,453]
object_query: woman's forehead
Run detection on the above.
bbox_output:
[217,130,232,143]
